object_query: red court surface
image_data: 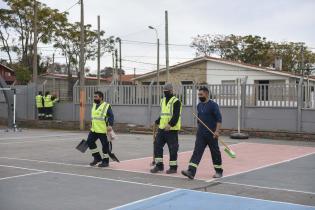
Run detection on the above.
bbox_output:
[111,142,315,181]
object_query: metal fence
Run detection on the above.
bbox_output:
[72,83,315,109]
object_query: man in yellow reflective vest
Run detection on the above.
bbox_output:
[35,91,44,120]
[86,91,114,167]
[44,91,59,120]
[150,83,182,174]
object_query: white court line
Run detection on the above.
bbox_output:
[206,151,315,182]
[111,188,315,210]
[0,164,44,172]
[0,171,47,181]
[0,157,91,168]
[0,137,80,145]
[108,189,180,210]
[214,181,315,195]
[0,163,176,190]
[0,133,82,141]
[184,189,315,208]
[0,142,244,182]
[0,156,200,181]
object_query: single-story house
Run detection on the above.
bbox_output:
[0,63,16,85]
[133,56,315,86]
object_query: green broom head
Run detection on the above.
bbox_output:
[224,147,236,158]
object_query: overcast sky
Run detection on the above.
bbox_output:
[1,0,315,75]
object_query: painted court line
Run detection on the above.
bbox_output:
[0,164,45,172]
[108,189,180,210]
[0,171,48,181]
[0,163,176,190]
[206,151,315,182]
[0,133,82,141]
[193,189,315,208]
[112,189,315,210]
[0,156,197,181]
[215,181,315,195]
[0,137,80,145]
[0,156,91,168]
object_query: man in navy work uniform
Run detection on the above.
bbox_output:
[150,83,182,174]
[87,91,114,168]
[182,86,223,179]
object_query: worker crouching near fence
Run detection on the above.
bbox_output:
[150,83,182,174]
[44,91,59,120]
[35,91,44,120]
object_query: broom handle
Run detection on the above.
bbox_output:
[192,113,231,150]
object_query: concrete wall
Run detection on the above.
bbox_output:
[2,100,315,133]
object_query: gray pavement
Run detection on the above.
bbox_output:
[0,129,314,209]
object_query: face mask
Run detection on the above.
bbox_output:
[164,91,172,98]
[94,99,100,104]
[199,97,207,102]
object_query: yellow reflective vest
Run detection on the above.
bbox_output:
[35,95,43,108]
[159,96,182,131]
[44,95,53,108]
[91,102,110,134]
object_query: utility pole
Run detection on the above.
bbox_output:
[148,26,159,85]
[116,38,122,84]
[52,53,55,73]
[33,0,38,85]
[97,15,101,86]
[79,0,85,130]
[301,45,305,76]
[115,49,118,86]
[165,10,169,82]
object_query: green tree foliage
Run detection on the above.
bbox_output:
[11,64,31,84]
[0,0,68,68]
[191,34,315,74]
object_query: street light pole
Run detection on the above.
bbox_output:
[97,15,100,86]
[148,26,159,85]
[33,0,38,86]
[165,10,169,82]
[79,0,85,130]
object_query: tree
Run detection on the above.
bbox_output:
[100,67,125,78]
[53,22,115,97]
[11,63,31,84]
[191,34,315,72]
[0,0,68,69]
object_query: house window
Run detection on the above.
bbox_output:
[258,80,269,101]
[142,81,165,85]
[221,80,235,95]
[181,81,193,85]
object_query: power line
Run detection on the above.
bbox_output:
[63,1,80,13]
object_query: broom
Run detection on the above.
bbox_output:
[192,113,236,158]
[150,124,157,166]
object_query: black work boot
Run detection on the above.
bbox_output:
[181,170,195,180]
[212,171,223,178]
[98,158,109,168]
[89,154,102,166]
[150,164,164,173]
[166,166,177,174]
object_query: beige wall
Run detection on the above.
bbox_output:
[135,61,207,85]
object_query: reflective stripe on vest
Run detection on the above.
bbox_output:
[90,102,110,134]
[158,96,182,130]
[44,95,53,107]
[35,95,43,108]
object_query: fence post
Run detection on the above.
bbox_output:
[147,83,153,128]
[241,77,247,129]
[297,78,303,132]
[192,84,197,127]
